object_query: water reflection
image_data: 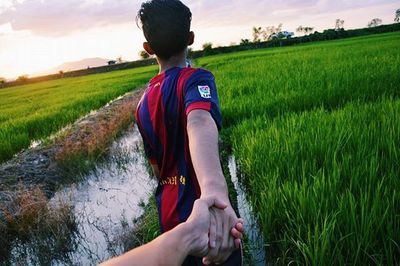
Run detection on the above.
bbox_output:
[53,125,157,265]
[7,126,156,265]
[228,156,267,266]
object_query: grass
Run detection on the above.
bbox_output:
[1,31,399,264]
[0,65,157,163]
[132,32,399,265]
[191,32,400,264]
[0,185,77,264]
[231,99,399,264]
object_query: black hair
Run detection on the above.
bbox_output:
[137,0,192,60]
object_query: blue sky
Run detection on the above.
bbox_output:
[0,0,398,78]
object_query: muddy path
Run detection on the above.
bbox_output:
[0,89,144,195]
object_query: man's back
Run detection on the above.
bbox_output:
[136,66,221,232]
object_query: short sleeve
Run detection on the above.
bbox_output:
[184,70,222,130]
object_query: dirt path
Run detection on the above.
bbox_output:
[0,88,144,198]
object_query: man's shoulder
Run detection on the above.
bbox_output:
[182,68,215,83]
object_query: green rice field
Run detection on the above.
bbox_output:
[0,66,157,163]
[198,32,400,264]
[1,32,399,264]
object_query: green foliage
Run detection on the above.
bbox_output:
[195,32,400,265]
[240,39,250,45]
[0,66,157,163]
[0,77,5,84]
[1,32,399,265]
[139,50,150,59]
[202,42,213,55]
[188,23,400,60]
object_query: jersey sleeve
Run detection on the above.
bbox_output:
[184,70,222,130]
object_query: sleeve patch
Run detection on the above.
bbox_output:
[198,85,212,99]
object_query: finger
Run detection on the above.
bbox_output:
[202,257,211,265]
[235,222,244,233]
[217,211,234,263]
[234,238,241,249]
[209,211,217,249]
[201,196,228,210]
[230,227,243,239]
[206,209,224,263]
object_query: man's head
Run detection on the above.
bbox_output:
[137,0,194,60]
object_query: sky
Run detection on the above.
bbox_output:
[0,0,398,79]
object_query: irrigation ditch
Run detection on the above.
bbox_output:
[0,89,266,265]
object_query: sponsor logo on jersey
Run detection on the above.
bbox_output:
[198,85,211,99]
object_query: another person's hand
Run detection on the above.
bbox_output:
[185,197,228,257]
[203,205,244,265]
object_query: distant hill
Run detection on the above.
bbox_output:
[35,57,112,76]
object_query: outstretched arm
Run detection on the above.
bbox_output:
[100,197,228,266]
[187,109,242,264]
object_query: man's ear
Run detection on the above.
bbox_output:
[188,31,195,46]
[143,42,155,55]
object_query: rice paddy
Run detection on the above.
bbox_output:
[1,31,399,265]
[0,66,157,163]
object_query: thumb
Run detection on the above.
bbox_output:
[201,196,228,210]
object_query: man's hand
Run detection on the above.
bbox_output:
[185,197,228,257]
[203,205,243,265]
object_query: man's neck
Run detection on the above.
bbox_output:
[157,52,188,74]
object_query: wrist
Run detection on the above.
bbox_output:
[174,222,196,256]
[201,185,229,201]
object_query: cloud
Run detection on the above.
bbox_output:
[0,0,398,36]
[0,0,141,36]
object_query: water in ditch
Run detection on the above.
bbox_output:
[228,155,267,266]
[7,125,157,265]
[5,127,266,265]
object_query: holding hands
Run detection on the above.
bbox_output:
[186,197,244,265]
[101,196,244,266]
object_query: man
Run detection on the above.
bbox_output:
[135,1,243,264]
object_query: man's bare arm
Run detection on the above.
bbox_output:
[187,109,241,264]
[187,110,229,201]
[100,197,228,266]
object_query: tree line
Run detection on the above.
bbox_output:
[138,8,400,59]
[2,9,399,84]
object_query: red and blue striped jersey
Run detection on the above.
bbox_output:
[135,67,222,232]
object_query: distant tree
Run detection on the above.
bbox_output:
[0,77,5,84]
[368,18,383,28]
[58,70,64,78]
[296,25,315,35]
[252,26,262,42]
[395,8,400,22]
[17,75,28,83]
[262,23,283,41]
[202,42,213,55]
[335,19,345,31]
[117,56,123,64]
[202,42,213,50]
[139,50,150,59]
[240,39,250,45]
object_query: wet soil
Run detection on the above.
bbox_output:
[0,89,144,216]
